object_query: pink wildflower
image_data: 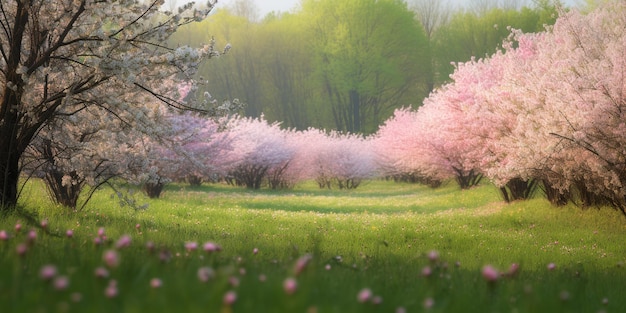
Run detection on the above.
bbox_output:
[27,229,37,244]
[421,266,432,277]
[223,291,237,305]
[253,247,259,255]
[185,241,198,252]
[283,277,298,295]
[15,223,21,233]
[150,278,163,288]
[547,263,556,271]
[357,288,372,303]
[39,265,58,281]
[482,265,499,282]
[103,250,120,268]
[294,254,313,276]
[94,267,110,279]
[507,263,520,277]
[66,230,74,238]
[97,227,105,238]
[427,250,439,262]
[53,276,69,291]
[115,235,132,249]
[105,280,118,298]
[0,230,8,241]
[197,267,215,282]
[40,219,48,229]
[16,243,27,257]
[203,241,221,252]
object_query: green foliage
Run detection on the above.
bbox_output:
[1,179,625,312]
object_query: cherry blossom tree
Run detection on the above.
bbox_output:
[222,115,295,189]
[0,0,226,210]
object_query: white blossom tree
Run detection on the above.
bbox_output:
[0,0,227,209]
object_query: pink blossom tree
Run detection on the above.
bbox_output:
[222,115,296,189]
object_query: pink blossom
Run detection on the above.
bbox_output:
[229,276,240,287]
[115,235,131,249]
[223,291,237,305]
[253,247,259,255]
[146,241,156,253]
[185,241,198,252]
[423,297,435,309]
[197,267,215,282]
[66,230,74,238]
[27,229,37,244]
[0,230,8,241]
[16,243,27,257]
[507,263,520,277]
[421,266,432,277]
[325,264,331,271]
[93,237,103,245]
[372,295,383,305]
[105,280,118,298]
[103,250,120,268]
[258,274,267,282]
[53,276,69,291]
[15,223,21,233]
[294,254,312,276]
[547,263,556,271]
[427,250,439,262]
[283,277,298,295]
[482,265,499,282]
[135,224,141,230]
[39,265,58,280]
[203,241,220,252]
[357,288,372,303]
[40,219,48,229]
[97,227,105,238]
[150,278,163,288]
[94,267,110,279]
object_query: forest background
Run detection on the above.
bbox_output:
[168,0,578,134]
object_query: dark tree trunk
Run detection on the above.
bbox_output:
[500,177,538,203]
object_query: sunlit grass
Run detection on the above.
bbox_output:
[1,179,625,312]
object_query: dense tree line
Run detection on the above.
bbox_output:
[171,0,562,134]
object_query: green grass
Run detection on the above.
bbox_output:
[1,180,626,312]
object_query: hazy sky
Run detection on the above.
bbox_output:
[209,0,582,18]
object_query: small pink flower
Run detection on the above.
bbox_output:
[103,250,120,268]
[253,248,259,255]
[507,263,520,277]
[150,278,162,288]
[482,265,499,282]
[185,241,198,252]
[423,297,435,309]
[229,276,240,287]
[372,295,383,305]
[396,306,407,313]
[325,264,331,271]
[94,267,110,279]
[15,223,22,233]
[0,230,8,241]
[39,265,58,280]
[115,235,131,249]
[105,280,118,298]
[357,288,372,303]
[66,230,74,238]
[135,224,141,230]
[547,263,556,271]
[427,250,439,262]
[40,219,48,229]
[16,243,27,257]
[146,241,155,253]
[421,266,432,277]
[197,267,215,282]
[97,227,105,237]
[294,254,312,276]
[93,237,103,245]
[258,274,267,282]
[203,241,220,252]
[283,277,298,295]
[27,229,37,244]
[53,276,69,291]
[223,291,237,305]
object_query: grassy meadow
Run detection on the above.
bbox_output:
[1,179,626,312]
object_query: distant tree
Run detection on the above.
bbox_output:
[302,0,431,134]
